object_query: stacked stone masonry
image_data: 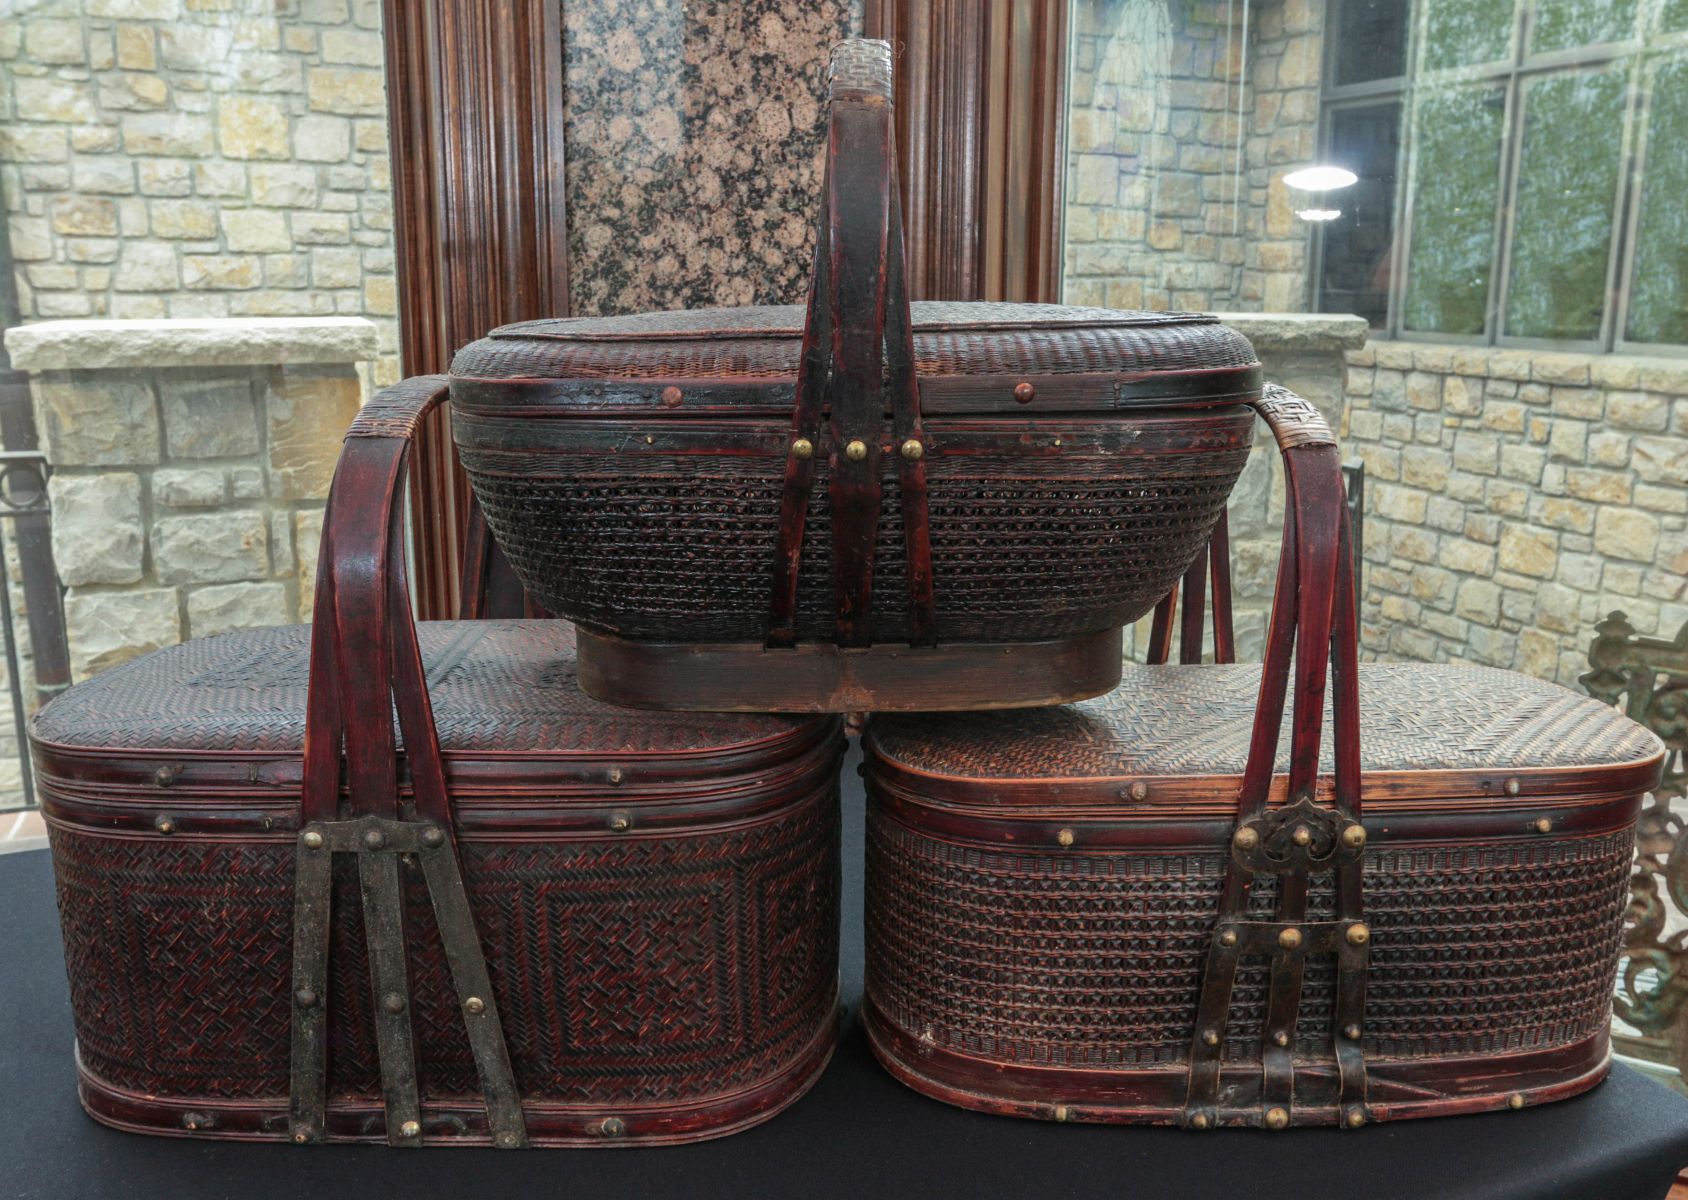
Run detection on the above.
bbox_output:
[0,0,401,391]
[5,316,376,681]
[1342,342,1688,687]
[1064,0,1318,314]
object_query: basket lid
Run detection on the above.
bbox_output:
[865,662,1663,809]
[449,301,1261,415]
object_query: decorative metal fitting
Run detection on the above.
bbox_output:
[1056,828,1075,847]
[1504,777,1521,796]
[1346,1108,1366,1129]
[301,830,325,850]
[399,1120,421,1139]
[1508,1093,1525,1110]
[791,437,814,460]
[1190,1112,1210,1130]
[1053,1105,1071,1122]
[154,815,176,835]
[1013,381,1035,404]
[464,996,485,1015]
[182,1112,209,1131]
[154,763,183,787]
[1278,927,1303,950]
[1343,1023,1362,1040]
[1533,817,1553,834]
[382,992,406,1015]
[1128,782,1149,802]
[845,438,868,460]
[600,1117,627,1138]
[295,986,319,1008]
[1272,1031,1290,1047]
[1233,827,1260,852]
[1346,923,1371,947]
[900,438,924,461]
[1264,1107,1290,1130]
[608,811,632,832]
[1290,825,1312,847]
[607,766,625,786]
[292,1129,312,1145]
[1341,824,1366,850]
[421,827,445,849]
[1201,1029,1220,1047]
[1218,928,1238,948]
[497,1132,522,1148]
[363,829,385,850]
[659,386,683,408]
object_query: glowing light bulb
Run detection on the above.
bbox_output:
[1283,165,1359,191]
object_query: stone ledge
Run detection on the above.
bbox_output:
[1212,311,1371,353]
[5,318,379,372]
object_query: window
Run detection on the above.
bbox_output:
[1315,0,1685,352]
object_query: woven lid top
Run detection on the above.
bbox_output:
[450,302,1260,410]
[867,663,1661,802]
[32,620,823,761]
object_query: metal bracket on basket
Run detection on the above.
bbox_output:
[288,815,529,1149]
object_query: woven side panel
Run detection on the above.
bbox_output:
[52,787,839,1105]
[460,448,1251,644]
[864,811,1633,1068]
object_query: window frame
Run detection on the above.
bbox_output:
[1314,0,1688,355]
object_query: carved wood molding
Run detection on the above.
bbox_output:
[863,0,1067,303]
[382,0,568,618]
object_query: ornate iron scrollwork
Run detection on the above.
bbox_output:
[1583,613,1688,1086]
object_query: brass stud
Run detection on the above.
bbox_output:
[1291,825,1312,847]
[1056,828,1075,847]
[607,766,625,786]
[600,1117,627,1138]
[791,437,814,460]
[497,1132,521,1148]
[1534,817,1552,834]
[1343,1023,1362,1040]
[363,829,385,850]
[421,827,445,849]
[1013,381,1035,404]
[659,386,683,408]
[1341,824,1366,850]
[1265,1107,1290,1130]
[1504,777,1521,796]
[1272,1031,1290,1047]
[154,815,176,835]
[900,438,924,461]
[1218,928,1238,948]
[295,987,319,1009]
[383,992,406,1015]
[399,1120,421,1139]
[154,764,182,787]
[608,811,632,832]
[302,830,325,850]
[1053,1105,1071,1122]
[845,438,868,461]
[1508,1093,1525,1110]
[1346,1108,1366,1129]
[1233,827,1260,852]
[1128,782,1149,802]
[464,996,485,1015]
[1279,927,1303,951]
[183,1113,205,1131]
[1190,1112,1210,1130]
[292,1129,312,1145]
[1201,1029,1220,1047]
[1346,923,1371,947]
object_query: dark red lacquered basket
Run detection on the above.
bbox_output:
[447,39,1262,713]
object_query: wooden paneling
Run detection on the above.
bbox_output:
[381,0,568,618]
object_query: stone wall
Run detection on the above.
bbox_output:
[0,0,401,390]
[1342,343,1688,686]
[4,316,376,680]
[1063,0,1320,313]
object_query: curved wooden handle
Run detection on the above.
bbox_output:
[767,38,934,648]
[302,376,453,826]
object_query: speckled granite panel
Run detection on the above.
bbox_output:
[562,1,862,317]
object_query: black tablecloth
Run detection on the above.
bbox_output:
[5,759,1688,1200]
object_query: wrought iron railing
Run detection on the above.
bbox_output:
[0,449,54,811]
[1583,612,1688,1089]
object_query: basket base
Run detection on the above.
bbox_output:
[574,627,1124,713]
